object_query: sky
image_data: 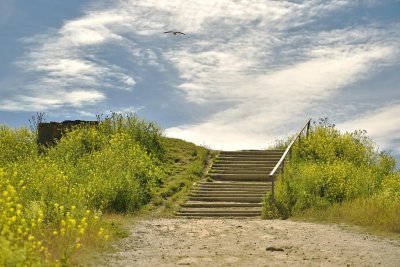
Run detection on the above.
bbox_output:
[0,0,399,158]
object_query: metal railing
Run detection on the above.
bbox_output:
[269,118,311,200]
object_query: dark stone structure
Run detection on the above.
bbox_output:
[37,120,98,147]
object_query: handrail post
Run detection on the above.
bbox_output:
[271,175,275,201]
[306,119,311,137]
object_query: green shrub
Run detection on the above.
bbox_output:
[266,118,400,233]
[262,192,288,219]
[0,113,165,264]
[0,126,37,165]
[98,112,165,160]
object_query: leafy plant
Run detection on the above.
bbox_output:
[264,118,400,233]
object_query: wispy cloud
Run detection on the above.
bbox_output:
[1,0,399,152]
[338,103,400,154]
[0,90,105,112]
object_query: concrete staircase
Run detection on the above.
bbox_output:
[176,150,284,217]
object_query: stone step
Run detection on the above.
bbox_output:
[219,151,284,156]
[210,170,269,175]
[191,192,265,197]
[175,212,261,217]
[197,181,272,187]
[181,202,262,208]
[194,188,270,192]
[209,174,272,182]
[212,164,278,169]
[189,196,262,203]
[195,189,270,194]
[179,208,260,212]
[210,168,274,172]
[211,161,277,168]
[215,159,280,163]
[217,156,282,161]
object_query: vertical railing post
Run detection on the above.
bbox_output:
[306,119,311,137]
[271,175,275,201]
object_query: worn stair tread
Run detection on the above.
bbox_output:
[210,175,273,182]
[175,213,261,217]
[181,202,262,208]
[217,158,282,161]
[215,160,277,166]
[219,151,283,155]
[212,164,278,168]
[189,197,262,203]
[209,172,272,175]
[196,188,270,192]
[176,210,261,214]
[197,181,272,186]
[189,192,265,197]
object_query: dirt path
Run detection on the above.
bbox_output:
[101,218,400,267]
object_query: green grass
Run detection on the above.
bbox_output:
[292,197,400,237]
[263,118,400,235]
[139,137,213,217]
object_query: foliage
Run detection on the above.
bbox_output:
[0,113,166,265]
[147,137,210,214]
[264,118,400,233]
[0,126,37,165]
[262,192,288,219]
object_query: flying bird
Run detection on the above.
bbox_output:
[164,31,186,35]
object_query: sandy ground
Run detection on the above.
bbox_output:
[101,218,400,267]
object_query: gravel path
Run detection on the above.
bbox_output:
[102,218,400,267]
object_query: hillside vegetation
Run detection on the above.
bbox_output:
[264,119,400,234]
[0,113,209,266]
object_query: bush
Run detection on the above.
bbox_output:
[0,113,165,264]
[98,112,165,160]
[0,126,37,165]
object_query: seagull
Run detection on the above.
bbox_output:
[164,31,186,35]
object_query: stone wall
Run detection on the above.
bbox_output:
[37,120,98,147]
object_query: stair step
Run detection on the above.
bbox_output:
[197,181,272,186]
[175,213,261,217]
[209,174,272,182]
[181,202,262,208]
[217,157,282,161]
[218,153,283,157]
[194,188,270,192]
[189,196,262,203]
[219,151,283,156]
[212,164,278,168]
[215,160,279,164]
[211,168,277,172]
[192,193,267,197]
[179,209,261,213]
[210,171,273,175]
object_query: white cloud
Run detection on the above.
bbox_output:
[2,0,399,153]
[338,103,400,154]
[0,90,105,112]
[165,43,395,150]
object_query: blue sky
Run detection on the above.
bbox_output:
[0,1,399,158]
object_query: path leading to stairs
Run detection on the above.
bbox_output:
[101,218,400,267]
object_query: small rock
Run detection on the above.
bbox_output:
[266,246,284,252]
